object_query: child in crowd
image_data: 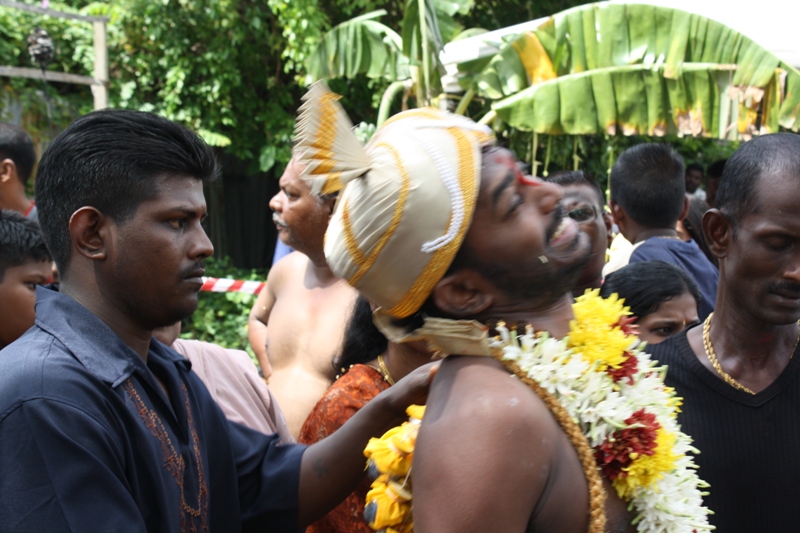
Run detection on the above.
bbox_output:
[0,210,51,348]
[607,143,718,320]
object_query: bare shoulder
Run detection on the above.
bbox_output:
[412,356,560,532]
[423,356,560,435]
[266,252,307,291]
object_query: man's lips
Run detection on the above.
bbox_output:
[771,290,800,306]
[273,214,287,229]
[548,217,579,251]
[183,266,206,285]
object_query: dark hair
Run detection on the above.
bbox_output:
[715,133,800,228]
[681,196,718,267]
[334,296,388,373]
[35,109,218,273]
[600,261,701,319]
[707,159,726,179]
[685,162,704,174]
[0,122,36,185]
[609,143,685,228]
[0,209,51,280]
[545,170,605,207]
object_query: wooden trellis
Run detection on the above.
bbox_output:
[0,0,109,110]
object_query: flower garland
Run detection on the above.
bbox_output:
[363,289,712,533]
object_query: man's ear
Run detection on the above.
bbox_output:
[0,159,17,184]
[69,207,109,261]
[602,211,613,249]
[703,208,731,259]
[430,270,494,318]
[609,200,625,226]
[678,194,690,221]
[325,196,337,218]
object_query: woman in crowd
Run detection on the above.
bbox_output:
[601,260,702,344]
[299,296,431,533]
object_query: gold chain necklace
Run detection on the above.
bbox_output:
[703,312,800,395]
[377,354,395,386]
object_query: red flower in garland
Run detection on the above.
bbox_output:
[601,315,639,383]
[595,409,660,480]
[616,315,639,336]
[607,352,638,383]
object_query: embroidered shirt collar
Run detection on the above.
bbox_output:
[34,285,190,387]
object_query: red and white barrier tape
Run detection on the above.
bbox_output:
[201,277,265,295]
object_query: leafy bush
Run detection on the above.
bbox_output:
[181,256,267,362]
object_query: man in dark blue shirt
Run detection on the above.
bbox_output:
[608,143,718,320]
[0,110,433,532]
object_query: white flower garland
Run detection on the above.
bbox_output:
[491,323,712,532]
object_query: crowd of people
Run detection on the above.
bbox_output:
[0,80,799,533]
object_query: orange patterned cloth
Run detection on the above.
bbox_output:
[299,364,390,533]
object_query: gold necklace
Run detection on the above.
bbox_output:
[377,354,395,386]
[703,312,800,395]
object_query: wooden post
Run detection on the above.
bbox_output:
[92,20,108,110]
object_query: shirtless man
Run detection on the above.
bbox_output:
[249,157,357,437]
[291,83,706,532]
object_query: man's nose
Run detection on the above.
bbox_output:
[269,191,283,212]
[191,224,214,259]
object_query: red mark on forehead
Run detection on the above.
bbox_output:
[487,148,542,186]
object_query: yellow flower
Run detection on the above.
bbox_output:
[613,428,680,499]
[365,477,412,530]
[406,404,426,420]
[364,418,421,477]
[664,386,683,417]
[568,289,635,372]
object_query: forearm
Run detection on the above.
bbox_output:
[296,394,402,528]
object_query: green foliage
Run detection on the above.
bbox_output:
[305,10,408,82]
[0,0,313,172]
[0,0,593,172]
[0,2,94,136]
[181,256,266,358]
[464,3,800,137]
[500,129,738,195]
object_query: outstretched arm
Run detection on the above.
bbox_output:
[248,274,277,378]
[296,362,439,528]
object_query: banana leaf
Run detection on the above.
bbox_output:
[306,11,409,82]
[460,2,800,138]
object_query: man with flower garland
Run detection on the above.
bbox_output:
[293,83,710,533]
[650,132,800,531]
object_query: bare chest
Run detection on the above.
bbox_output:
[266,282,356,374]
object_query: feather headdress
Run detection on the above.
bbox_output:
[293,82,495,319]
[293,81,372,196]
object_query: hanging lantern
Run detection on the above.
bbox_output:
[27,27,54,70]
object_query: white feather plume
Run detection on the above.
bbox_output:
[294,81,372,196]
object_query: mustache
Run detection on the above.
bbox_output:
[770,281,800,297]
[545,204,565,243]
[180,261,206,279]
[272,213,286,226]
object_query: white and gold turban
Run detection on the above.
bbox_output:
[294,81,495,320]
